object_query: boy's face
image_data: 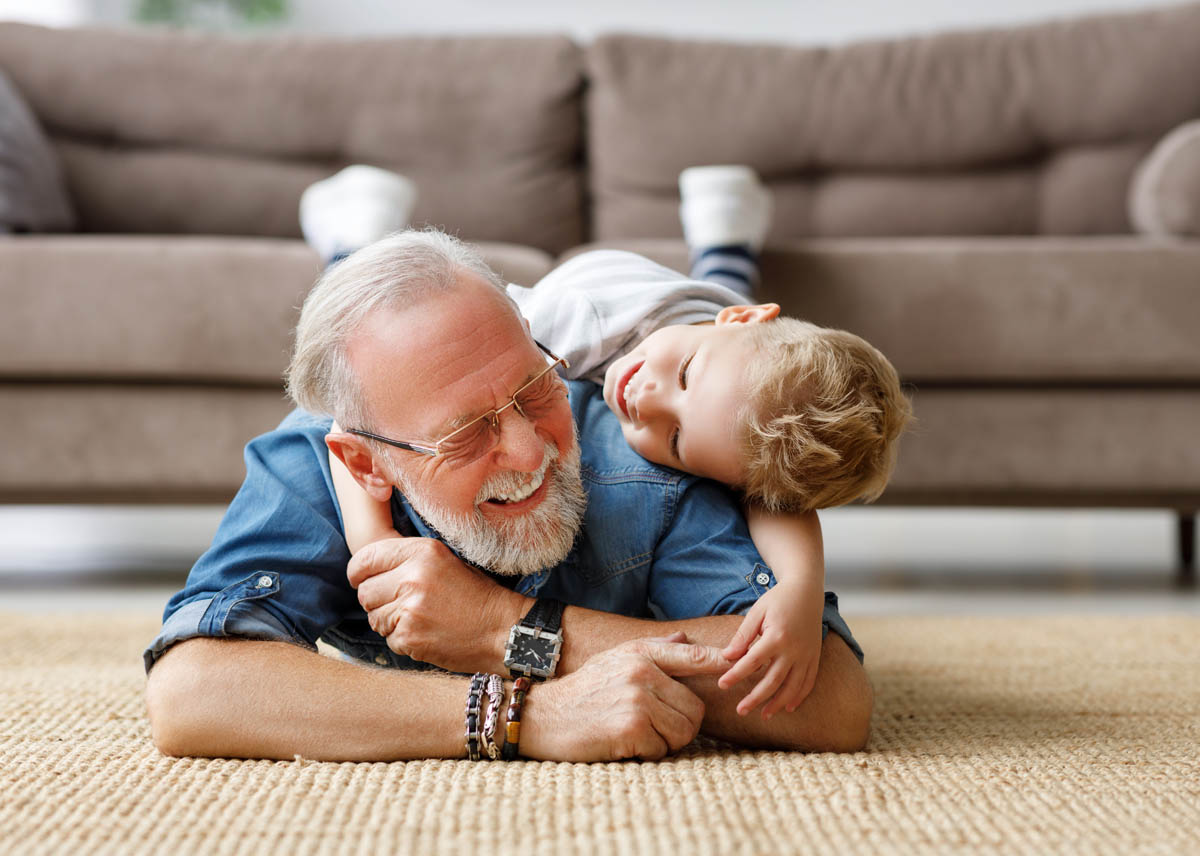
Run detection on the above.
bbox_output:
[601,303,780,486]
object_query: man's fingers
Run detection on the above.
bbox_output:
[737,659,791,718]
[647,670,707,730]
[642,640,731,678]
[648,696,700,753]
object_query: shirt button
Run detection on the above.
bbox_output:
[755,572,771,586]
[375,653,389,666]
[255,575,273,589]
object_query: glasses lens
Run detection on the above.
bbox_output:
[515,368,563,418]
[438,415,497,464]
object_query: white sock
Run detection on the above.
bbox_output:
[678,165,772,253]
[300,165,418,264]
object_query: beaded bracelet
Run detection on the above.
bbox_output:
[480,673,506,760]
[464,672,487,761]
[501,676,533,761]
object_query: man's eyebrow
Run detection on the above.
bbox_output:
[427,361,547,439]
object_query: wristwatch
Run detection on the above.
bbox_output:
[503,597,565,680]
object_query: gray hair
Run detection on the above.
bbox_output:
[285,229,509,429]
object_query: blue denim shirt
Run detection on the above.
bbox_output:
[145,382,860,671]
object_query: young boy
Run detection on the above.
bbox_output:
[300,165,911,720]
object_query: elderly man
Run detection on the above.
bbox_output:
[144,230,872,762]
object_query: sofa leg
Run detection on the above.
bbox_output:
[1178,512,1196,589]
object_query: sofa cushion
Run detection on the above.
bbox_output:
[0,235,555,383]
[0,70,74,232]
[0,384,294,503]
[886,388,1200,505]
[562,237,1200,383]
[586,4,1200,242]
[1129,120,1200,238]
[0,24,584,254]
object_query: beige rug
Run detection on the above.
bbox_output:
[1,612,1197,856]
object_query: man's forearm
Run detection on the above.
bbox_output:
[146,637,474,761]
[492,596,867,751]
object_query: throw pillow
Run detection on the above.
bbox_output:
[0,69,75,233]
[1129,120,1200,238]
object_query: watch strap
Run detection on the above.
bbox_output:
[519,597,565,635]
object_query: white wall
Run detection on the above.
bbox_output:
[2,0,1174,45]
[256,0,1164,44]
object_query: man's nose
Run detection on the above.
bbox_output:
[492,407,545,472]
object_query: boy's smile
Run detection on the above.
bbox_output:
[603,320,766,487]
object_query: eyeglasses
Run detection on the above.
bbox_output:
[348,341,569,466]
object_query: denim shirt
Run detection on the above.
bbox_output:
[145,382,859,672]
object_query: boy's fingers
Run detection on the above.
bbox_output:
[786,662,820,713]
[764,667,809,718]
[738,660,791,718]
[717,639,768,690]
[722,613,762,660]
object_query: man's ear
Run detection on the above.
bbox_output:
[715,303,781,326]
[326,432,395,502]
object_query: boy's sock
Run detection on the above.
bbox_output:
[679,165,772,299]
[300,165,417,266]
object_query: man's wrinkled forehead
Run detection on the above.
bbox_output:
[347,276,538,431]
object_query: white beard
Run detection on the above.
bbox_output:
[397,439,587,577]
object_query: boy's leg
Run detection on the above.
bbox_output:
[300,165,418,267]
[679,165,772,300]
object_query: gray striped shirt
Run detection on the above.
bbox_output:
[506,250,746,385]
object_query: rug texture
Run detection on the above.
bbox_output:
[1,612,1197,855]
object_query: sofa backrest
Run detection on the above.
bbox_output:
[587,3,1200,242]
[0,24,585,254]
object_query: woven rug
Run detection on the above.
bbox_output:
[1,612,1197,856]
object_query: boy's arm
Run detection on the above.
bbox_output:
[718,506,828,717]
[329,420,401,554]
[743,506,825,593]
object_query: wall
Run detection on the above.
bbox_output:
[1,0,1173,45]
[282,0,1164,45]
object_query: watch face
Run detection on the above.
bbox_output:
[506,626,562,678]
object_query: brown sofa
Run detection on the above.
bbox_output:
[1,5,1198,577]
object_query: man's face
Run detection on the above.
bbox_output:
[347,274,584,575]
[602,322,758,487]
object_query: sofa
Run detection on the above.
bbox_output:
[1,4,1198,579]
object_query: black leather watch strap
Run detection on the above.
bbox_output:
[519,597,565,635]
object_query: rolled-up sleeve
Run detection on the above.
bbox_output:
[646,478,767,619]
[143,410,362,673]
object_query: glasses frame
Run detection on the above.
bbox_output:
[347,340,569,460]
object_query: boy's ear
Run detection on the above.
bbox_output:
[715,303,781,326]
[326,432,396,502]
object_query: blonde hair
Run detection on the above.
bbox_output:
[285,229,508,429]
[738,318,913,512]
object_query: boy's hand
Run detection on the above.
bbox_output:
[717,583,823,719]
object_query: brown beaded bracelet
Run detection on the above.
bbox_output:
[501,676,532,761]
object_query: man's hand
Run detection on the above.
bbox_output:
[520,631,731,762]
[347,536,521,673]
[718,582,824,719]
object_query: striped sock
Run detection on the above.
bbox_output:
[689,244,760,300]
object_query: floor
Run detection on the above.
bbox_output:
[1,505,1196,616]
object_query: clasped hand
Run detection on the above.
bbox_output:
[347,536,512,673]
